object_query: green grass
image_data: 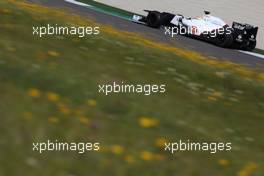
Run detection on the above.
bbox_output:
[0,1,264,176]
[77,0,136,19]
[254,48,264,55]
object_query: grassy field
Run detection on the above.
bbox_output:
[0,0,264,176]
[78,0,135,19]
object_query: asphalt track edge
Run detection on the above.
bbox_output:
[69,0,264,60]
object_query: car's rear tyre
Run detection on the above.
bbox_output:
[215,33,233,48]
[245,41,256,51]
[146,11,162,28]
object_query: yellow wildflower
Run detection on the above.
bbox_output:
[87,99,97,107]
[140,151,154,161]
[124,155,135,163]
[258,74,264,81]
[139,117,159,128]
[208,96,217,101]
[218,159,230,167]
[27,88,41,98]
[59,106,70,115]
[79,116,89,125]
[48,50,60,57]
[238,162,258,176]
[155,137,167,148]
[48,116,59,124]
[215,71,227,78]
[110,145,124,155]
[212,91,223,98]
[57,103,70,115]
[47,92,60,102]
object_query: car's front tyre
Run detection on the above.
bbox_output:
[146,11,162,28]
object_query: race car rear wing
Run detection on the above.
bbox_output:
[232,22,258,41]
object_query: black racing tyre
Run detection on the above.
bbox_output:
[245,40,256,51]
[215,33,233,48]
[146,11,162,28]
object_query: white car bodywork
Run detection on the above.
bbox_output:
[171,14,227,36]
[132,10,258,51]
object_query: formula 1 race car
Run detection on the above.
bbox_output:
[132,10,258,51]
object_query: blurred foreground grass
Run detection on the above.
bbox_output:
[0,1,264,176]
